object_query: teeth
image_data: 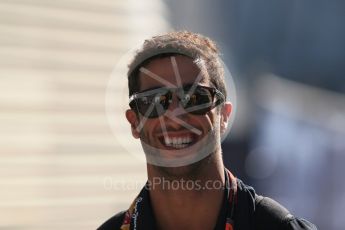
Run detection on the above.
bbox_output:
[164,136,193,148]
[172,143,188,149]
[165,137,171,145]
[178,137,182,144]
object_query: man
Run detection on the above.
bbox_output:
[99,31,317,230]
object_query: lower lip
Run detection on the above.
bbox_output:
[164,143,191,149]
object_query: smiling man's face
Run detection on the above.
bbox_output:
[126,55,230,172]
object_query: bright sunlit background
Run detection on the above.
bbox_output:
[1,0,344,229]
[0,0,167,229]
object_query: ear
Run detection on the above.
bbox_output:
[125,109,140,139]
[220,102,232,134]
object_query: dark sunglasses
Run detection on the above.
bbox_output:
[129,84,225,118]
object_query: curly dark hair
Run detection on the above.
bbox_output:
[127,31,226,100]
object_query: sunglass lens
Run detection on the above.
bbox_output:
[183,86,214,115]
[136,93,170,118]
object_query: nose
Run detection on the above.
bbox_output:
[167,93,179,110]
[166,92,187,117]
[163,97,184,130]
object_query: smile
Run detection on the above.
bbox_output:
[158,133,197,150]
[164,136,193,149]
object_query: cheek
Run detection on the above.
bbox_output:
[140,119,158,139]
[207,111,220,129]
[193,114,214,132]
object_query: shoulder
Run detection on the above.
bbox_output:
[253,195,317,230]
[97,211,126,230]
[235,179,317,230]
[254,195,291,226]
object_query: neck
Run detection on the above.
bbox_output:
[147,152,225,230]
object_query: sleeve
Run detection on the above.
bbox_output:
[284,217,318,230]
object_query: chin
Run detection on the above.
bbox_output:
[153,154,214,179]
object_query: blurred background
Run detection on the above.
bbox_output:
[0,0,344,229]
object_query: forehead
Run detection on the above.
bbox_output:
[138,55,208,91]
